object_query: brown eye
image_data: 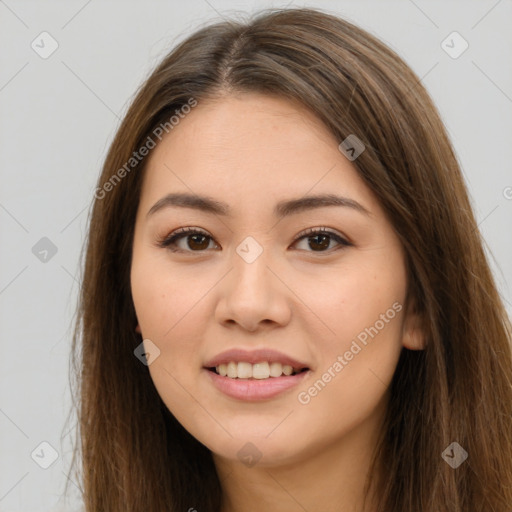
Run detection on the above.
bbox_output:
[292,228,351,253]
[158,227,218,253]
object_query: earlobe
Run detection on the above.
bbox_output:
[135,323,142,334]
[402,309,426,350]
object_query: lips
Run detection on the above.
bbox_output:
[205,367,310,401]
[203,348,310,370]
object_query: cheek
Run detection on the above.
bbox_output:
[131,247,204,339]
[131,257,207,413]
[130,245,218,363]
[293,255,406,405]
[291,253,406,347]
[294,301,404,440]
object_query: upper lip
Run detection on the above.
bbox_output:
[203,348,310,369]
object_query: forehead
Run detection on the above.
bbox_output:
[155,93,336,157]
[139,93,377,216]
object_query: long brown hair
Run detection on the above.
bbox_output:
[67,7,512,511]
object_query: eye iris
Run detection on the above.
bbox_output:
[188,234,209,250]
[309,234,330,251]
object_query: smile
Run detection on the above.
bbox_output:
[209,361,308,379]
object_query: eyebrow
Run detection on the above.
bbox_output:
[146,192,371,219]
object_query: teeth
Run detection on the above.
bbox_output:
[237,362,252,379]
[215,361,302,379]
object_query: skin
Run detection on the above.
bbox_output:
[130,92,424,512]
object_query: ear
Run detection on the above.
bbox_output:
[135,323,142,334]
[401,302,426,350]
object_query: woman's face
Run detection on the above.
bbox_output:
[131,92,419,467]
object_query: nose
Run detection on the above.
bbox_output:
[214,245,292,332]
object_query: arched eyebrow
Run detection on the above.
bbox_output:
[146,192,371,219]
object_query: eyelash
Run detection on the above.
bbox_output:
[156,226,352,254]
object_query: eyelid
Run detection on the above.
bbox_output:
[156,227,218,251]
[292,226,350,245]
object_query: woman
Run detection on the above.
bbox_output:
[69,7,512,511]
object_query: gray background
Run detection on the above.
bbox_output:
[1,1,511,511]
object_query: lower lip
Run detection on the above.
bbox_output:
[204,368,310,401]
